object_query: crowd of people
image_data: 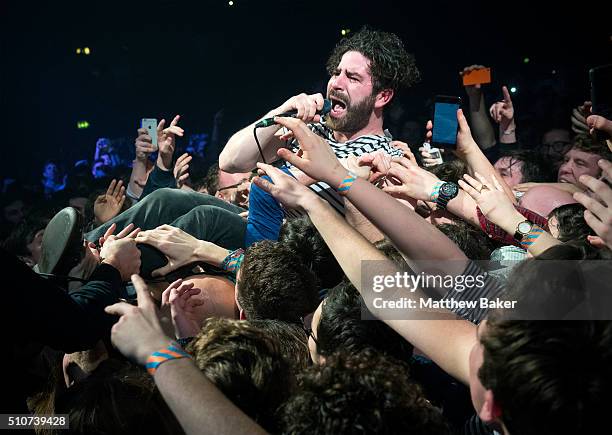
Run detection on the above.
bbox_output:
[4,27,612,434]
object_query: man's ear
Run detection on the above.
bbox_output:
[375,88,394,109]
[478,389,503,424]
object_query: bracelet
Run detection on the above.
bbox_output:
[519,226,544,249]
[337,171,358,196]
[221,248,245,274]
[146,343,191,375]
[429,182,444,202]
[502,128,516,135]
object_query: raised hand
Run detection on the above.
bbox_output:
[105,275,173,365]
[99,236,142,282]
[423,109,478,160]
[573,159,612,249]
[274,116,347,187]
[459,64,487,99]
[458,172,517,228]
[94,179,126,225]
[173,152,192,189]
[98,222,141,247]
[489,86,515,131]
[390,140,417,165]
[252,162,320,211]
[136,225,206,277]
[161,279,204,339]
[357,150,392,183]
[135,128,157,160]
[157,115,185,170]
[382,157,442,202]
[276,93,325,123]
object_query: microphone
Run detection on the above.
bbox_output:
[255,99,332,128]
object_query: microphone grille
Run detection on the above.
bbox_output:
[321,99,332,116]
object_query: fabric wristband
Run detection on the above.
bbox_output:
[429,181,444,202]
[146,344,191,375]
[337,171,358,196]
[519,226,545,249]
[221,248,245,274]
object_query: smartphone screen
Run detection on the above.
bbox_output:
[432,96,461,148]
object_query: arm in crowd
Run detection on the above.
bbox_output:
[105,275,267,435]
[459,65,497,150]
[459,172,561,256]
[128,127,157,200]
[93,179,126,226]
[220,93,326,172]
[253,162,475,384]
[574,159,612,249]
[489,85,517,144]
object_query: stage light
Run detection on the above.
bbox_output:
[552,69,556,74]
[523,57,530,64]
[510,87,517,93]
[341,28,350,36]
[228,0,233,5]
[76,48,81,54]
[83,47,91,55]
[77,121,90,129]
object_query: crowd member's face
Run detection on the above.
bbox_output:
[326,51,378,134]
[43,163,58,180]
[27,228,45,265]
[307,300,324,364]
[540,129,572,166]
[216,170,251,207]
[3,199,24,224]
[557,148,602,186]
[494,157,524,188]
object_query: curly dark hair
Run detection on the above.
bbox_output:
[548,203,595,243]
[571,133,612,161]
[316,281,414,362]
[436,220,496,260]
[279,216,344,289]
[326,27,420,95]
[249,319,310,374]
[237,239,319,323]
[187,318,294,432]
[497,150,557,183]
[479,320,612,435]
[429,159,468,184]
[279,348,450,434]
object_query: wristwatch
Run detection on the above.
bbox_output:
[436,182,459,210]
[513,220,534,242]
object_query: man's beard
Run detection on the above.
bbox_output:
[326,92,376,135]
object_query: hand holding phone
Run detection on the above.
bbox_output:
[432,96,462,149]
[141,118,158,152]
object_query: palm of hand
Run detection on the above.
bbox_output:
[94,195,121,223]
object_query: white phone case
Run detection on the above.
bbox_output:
[141,118,158,151]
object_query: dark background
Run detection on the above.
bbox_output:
[1,0,610,179]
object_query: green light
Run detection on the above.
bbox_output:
[523,57,530,64]
[77,121,90,129]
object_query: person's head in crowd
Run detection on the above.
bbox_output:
[186,318,294,432]
[249,319,310,374]
[1,195,25,226]
[236,239,319,323]
[471,318,612,435]
[325,27,420,135]
[558,134,612,187]
[436,220,495,260]
[53,359,182,435]
[202,162,220,195]
[538,127,572,164]
[2,214,49,266]
[62,340,109,388]
[374,238,408,267]
[42,160,60,182]
[183,154,208,192]
[308,281,414,365]
[278,216,344,290]
[216,169,252,206]
[519,185,576,218]
[493,150,555,188]
[429,159,468,184]
[280,349,450,434]
[92,158,112,179]
[547,203,595,242]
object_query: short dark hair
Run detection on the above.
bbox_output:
[498,150,556,183]
[280,349,450,434]
[479,320,612,435]
[326,27,420,95]
[279,216,344,289]
[237,240,319,323]
[317,281,414,362]
[187,318,294,432]
[53,359,182,435]
[571,134,612,161]
[204,163,220,195]
[184,154,208,192]
[429,159,468,184]
[249,319,310,374]
[436,221,495,260]
[548,203,594,242]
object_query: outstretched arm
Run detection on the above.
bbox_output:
[460,65,496,150]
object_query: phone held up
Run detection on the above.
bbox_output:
[141,118,159,152]
[432,96,462,149]
[589,64,612,141]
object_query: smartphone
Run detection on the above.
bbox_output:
[140,118,158,151]
[589,64,612,141]
[462,68,491,86]
[432,96,462,148]
[422,142,443,165]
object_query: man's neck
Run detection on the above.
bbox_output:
[332,112,385,143]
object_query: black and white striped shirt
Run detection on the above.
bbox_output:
[283,122,402,216]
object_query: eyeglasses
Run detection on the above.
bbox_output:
[216,178,251,193]
[539,140,572,153]
[301,314,318,344]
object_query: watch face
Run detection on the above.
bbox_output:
[440,183,459,197]
[518,221,533,234]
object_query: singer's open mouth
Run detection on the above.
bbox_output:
[330,97,347,117]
